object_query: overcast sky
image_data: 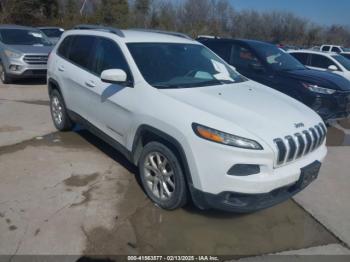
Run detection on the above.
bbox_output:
[229,0,349,26]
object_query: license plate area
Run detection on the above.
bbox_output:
[296,161,321,189]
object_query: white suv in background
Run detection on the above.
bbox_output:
[47,25,327,212]
[320,44,350,54]
[289,50,350,81]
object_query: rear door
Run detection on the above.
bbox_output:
[83,37,135,146]
[56,35,97,120]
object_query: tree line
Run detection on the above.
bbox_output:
[0,0,349,47]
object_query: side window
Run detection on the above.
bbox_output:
[92,38,132,80]
[68,35,97,71]
[321,46,330,52]
[291,53,309,65]
[310,54,338,69]
[331,47,341,53]
[230,45,263,70]
[57,36,73,59]
[203,41,232,62]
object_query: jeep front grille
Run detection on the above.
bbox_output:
[274,123,327,166]
[23,55,48,65]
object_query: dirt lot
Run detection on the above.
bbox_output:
[0,81,350,260]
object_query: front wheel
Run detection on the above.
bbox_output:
[139,142,188,210]
[0,63,12,84]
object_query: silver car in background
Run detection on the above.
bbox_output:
[0,25,53,84]
[38,27,64,45]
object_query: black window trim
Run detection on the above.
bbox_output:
[56,34,134,87]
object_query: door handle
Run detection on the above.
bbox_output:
[85,80,96,88]
[58,65,65,72]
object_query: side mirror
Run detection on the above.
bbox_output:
[328,65,338,72]
[101,69,127,84]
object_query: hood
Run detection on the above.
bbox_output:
[160,81,322,143]
[48,37,60,45]
[9,45,53,55]
[278,68,350,91]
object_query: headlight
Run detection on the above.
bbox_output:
[192,123,263,150]
[302,82,336,94]
[4,50,22,59]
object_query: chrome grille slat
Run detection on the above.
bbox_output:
[23,55,48,65]
[274,123,327,167]
[309,128,318,151]
[286,135,297,162]
[295,133,305,159]
[315,125,323,147]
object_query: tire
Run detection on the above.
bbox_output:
[0,62,12,84]
[49,89,74,131]
[138,142,188,210]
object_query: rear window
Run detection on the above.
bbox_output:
[290,52,309,65]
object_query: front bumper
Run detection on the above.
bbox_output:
[191,161,321,213]
[312,92,350,121]
[3,54,48,78]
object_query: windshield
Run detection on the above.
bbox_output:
[0,29,52,46]
[127,43,246,89]
[253,43,306,71]
[343,48,350,52]
[333,55,350,71]
[40,28,63,38]
[341,53,350,60]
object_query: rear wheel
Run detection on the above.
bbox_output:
[49,89,74,131]
[0,63,12,84]
[139,142,188,210]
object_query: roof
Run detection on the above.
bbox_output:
[67,26,198,44]
[0,24,38,30]
[197,36,273,46]
[289,50,339,56]
[122,30,195,44]
[38,27,64,30]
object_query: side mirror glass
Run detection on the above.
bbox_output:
[328,65,338,72]
[101,69,127,84]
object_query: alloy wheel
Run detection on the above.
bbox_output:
[143,152,175,201]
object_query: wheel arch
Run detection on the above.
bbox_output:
[48,78,62,95]
[131,125,193,186]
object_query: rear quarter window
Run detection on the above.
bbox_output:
[57,36,73,59]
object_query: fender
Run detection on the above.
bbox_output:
[132,124,193,185]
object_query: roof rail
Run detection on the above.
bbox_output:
[197,35,220,39]
[130,28,192,40]
[74,24,125,38]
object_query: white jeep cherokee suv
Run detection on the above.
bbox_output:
[47,25,327,212]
